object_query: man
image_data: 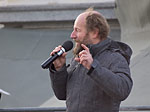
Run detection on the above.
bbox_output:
[49,8,133,112]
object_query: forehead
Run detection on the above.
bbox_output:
[74,13,87,29]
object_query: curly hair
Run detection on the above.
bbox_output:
[85,8,110,40]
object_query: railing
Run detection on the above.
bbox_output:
[120,106,150,111]
[0,106,150,112]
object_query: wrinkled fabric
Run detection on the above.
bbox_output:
[49,38,133,112]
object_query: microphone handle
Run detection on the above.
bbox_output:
[41,54,58,69]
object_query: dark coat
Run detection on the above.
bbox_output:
[49,38,133,112]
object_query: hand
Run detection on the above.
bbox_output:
[75,44,93,70]
[50,45,67,70]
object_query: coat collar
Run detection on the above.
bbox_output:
[88,38,112,57]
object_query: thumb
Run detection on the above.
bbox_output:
[62,52,67,57]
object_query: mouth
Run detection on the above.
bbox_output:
[73,39,78,42]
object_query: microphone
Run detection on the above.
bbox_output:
[41,40,73,69]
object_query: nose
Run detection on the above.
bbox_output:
[70,30,76,39]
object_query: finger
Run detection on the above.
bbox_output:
[74,57,80,62]
[50,46,62,56]
[50,49,59,56]
[62,52,67,57]
[80,58,87,64]
[80,54,88,61]
[81,44,89,52]
[55,46,62,51]
[80,54,87,58]
[79,50,87,58]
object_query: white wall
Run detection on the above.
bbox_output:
[0,0,115,6]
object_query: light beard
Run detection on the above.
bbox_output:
[73,43,84,57]
[73,33,91,57]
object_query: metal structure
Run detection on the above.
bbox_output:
[1,106,150,112]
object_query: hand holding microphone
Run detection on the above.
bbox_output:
[50,45,67,70]
[41,40,73,69]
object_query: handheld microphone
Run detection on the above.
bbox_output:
[41,40,73,69]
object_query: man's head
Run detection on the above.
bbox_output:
[71,8,110,55]
[85,8,110,41]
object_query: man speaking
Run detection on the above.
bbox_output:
[47,8,133,112]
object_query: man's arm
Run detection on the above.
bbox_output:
[87,53,133,101]
[49,64,68,100]
[49,45,68,100]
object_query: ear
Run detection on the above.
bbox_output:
[90,28,99,39]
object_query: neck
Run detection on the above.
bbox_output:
[91,38,101,45]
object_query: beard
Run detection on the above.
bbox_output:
[73,33,91,56]
[73,43,83,56]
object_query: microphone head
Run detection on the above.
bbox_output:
[62,40,73,52]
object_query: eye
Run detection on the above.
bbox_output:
[76,28,81,32]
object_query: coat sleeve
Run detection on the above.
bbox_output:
[87,52,133,101]
[49,64,68,100]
